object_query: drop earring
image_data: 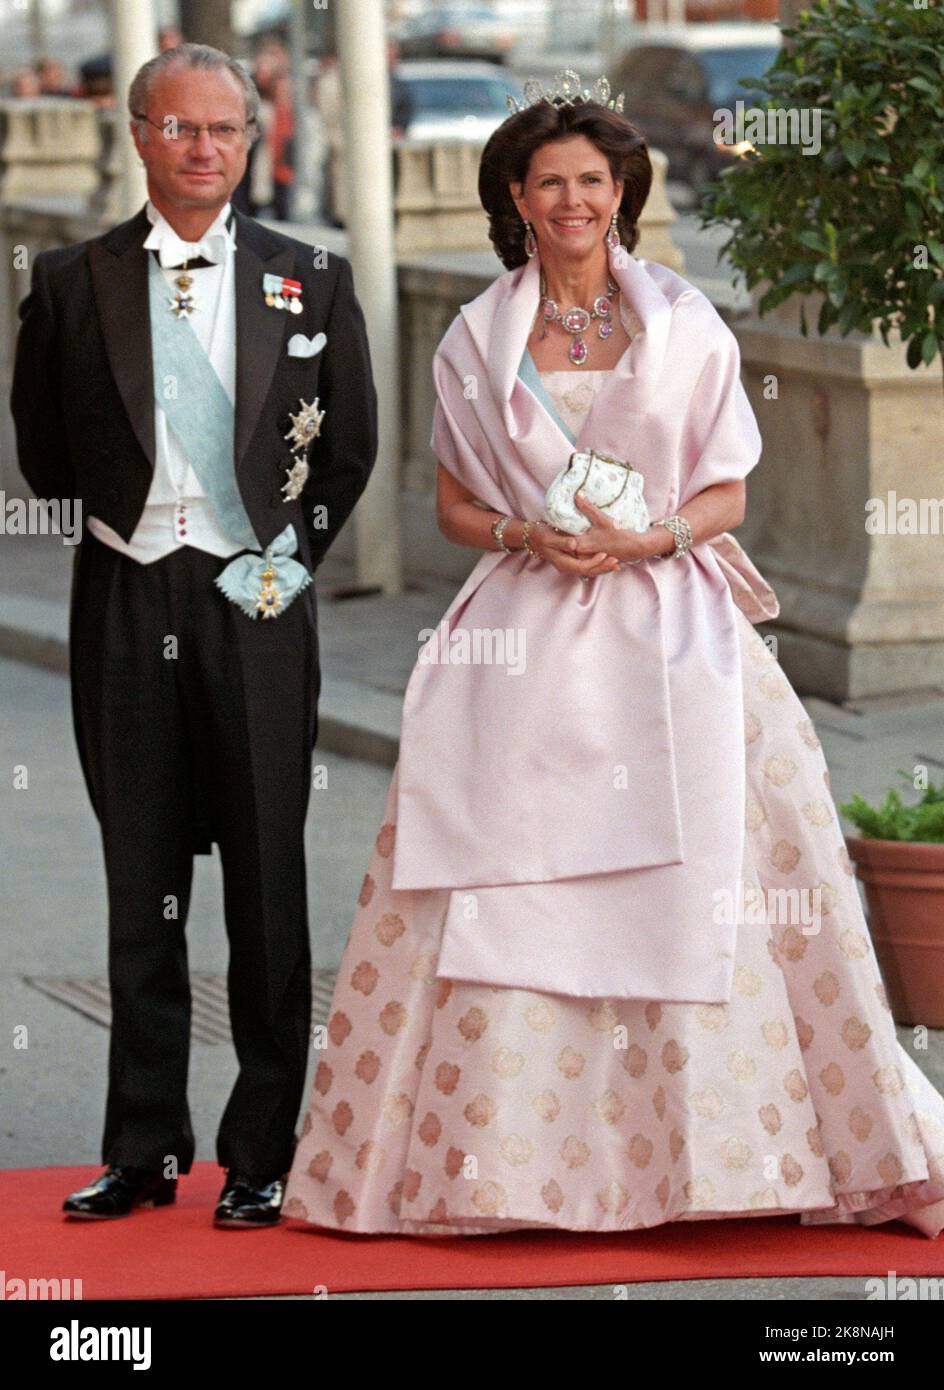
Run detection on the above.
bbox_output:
[523,220,538,259]
[606,213,621,251]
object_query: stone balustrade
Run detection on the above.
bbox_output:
[0,99,103,201]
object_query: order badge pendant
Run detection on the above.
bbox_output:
[169,271,196,319]
[256,559,282,619]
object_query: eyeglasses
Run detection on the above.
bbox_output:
[133,113,252,146]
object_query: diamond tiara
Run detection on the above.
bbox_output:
[506,70,626,117]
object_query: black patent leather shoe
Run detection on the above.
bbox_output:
[213,1170,285,1228]
[62,1164,177,1220]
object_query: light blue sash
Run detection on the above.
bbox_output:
[518,347,577,445]
[148,254,312,619]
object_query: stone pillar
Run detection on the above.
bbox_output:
[110,0,156,221]
[336,0,403,593]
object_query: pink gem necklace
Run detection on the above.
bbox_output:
[538,271,620,366]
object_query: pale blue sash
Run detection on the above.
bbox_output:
[148,254,311,619]
[518,347,577,445]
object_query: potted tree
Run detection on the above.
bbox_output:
[840,773,944,1025]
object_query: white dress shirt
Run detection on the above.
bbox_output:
[87,200,246,563]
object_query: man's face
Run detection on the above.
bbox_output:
[131,64,251,211]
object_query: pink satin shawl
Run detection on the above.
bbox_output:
[390,243,780,1002]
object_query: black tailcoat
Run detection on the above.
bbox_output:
[10,207,379,1180]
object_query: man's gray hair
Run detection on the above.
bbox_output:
[128,42,260,133]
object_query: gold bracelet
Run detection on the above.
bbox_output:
[522,520,539,557]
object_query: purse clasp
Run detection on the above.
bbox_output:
[569,449,641,509]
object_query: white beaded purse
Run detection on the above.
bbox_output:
[544,449,650,535]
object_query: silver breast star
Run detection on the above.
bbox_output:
[281,455,310,501]
[284,397,325,452]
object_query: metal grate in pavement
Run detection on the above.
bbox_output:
[23,970,338,1046]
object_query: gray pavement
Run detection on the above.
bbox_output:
[2,531,944,1300]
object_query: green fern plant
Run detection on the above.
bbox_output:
[839,769,944,843]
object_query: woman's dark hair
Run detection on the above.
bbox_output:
[479,101,652,269]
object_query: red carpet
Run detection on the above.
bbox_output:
[3,1163,943,1299]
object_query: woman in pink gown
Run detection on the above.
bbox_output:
[283,78,944,1238]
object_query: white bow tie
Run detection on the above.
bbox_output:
[148,227,230,269]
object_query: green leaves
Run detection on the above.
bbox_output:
[907,76,941,99]
[697,0,944,378]
[907,330,943,368]
[840,774,944,844]
[798,229,829,252]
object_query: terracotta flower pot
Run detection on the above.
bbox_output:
[845,835,944,1027]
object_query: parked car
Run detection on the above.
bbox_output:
[392,60,523,143]
[395,6,518,63]
[609,24,783,192]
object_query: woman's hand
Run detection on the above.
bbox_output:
[527,519,620,576]
[568,492,652,566]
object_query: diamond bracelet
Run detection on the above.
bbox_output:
[653,515,693,560]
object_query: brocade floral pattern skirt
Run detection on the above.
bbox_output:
[283,609,944,1238]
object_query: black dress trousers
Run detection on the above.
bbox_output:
[68,530,319,1183]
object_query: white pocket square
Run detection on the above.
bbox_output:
[287,332,326,359]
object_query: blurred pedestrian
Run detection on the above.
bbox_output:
[78,54,115,107]
[159,25,184,52]
[37,58,75,97]
[268,70,295,220]
[11,67,42,98]
[230,44,282,217]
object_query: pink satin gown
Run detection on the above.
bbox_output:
[283,367,944,1239]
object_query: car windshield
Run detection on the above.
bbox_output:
[406,8,496,27]
[699,46,781,105]
[397,76,519,116]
